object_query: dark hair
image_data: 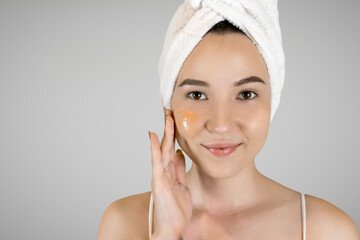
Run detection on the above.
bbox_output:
[206,20,245,35]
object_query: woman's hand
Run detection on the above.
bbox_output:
[149,109,192,240]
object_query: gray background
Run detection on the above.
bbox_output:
[0,0,359,239]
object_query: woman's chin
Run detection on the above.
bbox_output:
[191,162,243,179]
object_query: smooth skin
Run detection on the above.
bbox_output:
[97,33,360,240]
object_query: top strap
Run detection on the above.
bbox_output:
[301,192,307,240]
[149,192,154,239]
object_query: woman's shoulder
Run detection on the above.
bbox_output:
[97,191,152,240]
[305,193,359,239]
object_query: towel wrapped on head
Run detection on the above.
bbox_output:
[159,0,285,122]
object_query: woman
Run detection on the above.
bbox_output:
[97,1,359,239]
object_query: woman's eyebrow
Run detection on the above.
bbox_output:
[178,76,265,87]
[233,76,266,86]
[178,79,209,87]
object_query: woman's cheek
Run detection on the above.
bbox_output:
[174,110,199,137]
[245,107,270,142]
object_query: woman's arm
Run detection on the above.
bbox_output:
[306,195,360,239]
[97,199,133,240]
[97,193,150,240]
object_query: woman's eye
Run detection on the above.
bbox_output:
[239,91,257,100]
[187,91,206,100]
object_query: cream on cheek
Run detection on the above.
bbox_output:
[174,110,199,138]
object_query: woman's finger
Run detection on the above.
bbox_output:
[149,131,164,181]
[160,108,172,143]
[161,113,175,167]
[160,109,168,147]
[163,107,167,124]
[160,109,174,146]
[174,149,187,187]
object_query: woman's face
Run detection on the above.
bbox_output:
[171,33,271,178]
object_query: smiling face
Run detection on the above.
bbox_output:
[171,33,271,178]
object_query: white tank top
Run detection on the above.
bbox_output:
[148,192,307,240]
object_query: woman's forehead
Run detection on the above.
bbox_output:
[177,33,270,86]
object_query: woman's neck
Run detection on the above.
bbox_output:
[185,162,272,216]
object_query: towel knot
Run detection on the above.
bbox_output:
[189,0,202,10]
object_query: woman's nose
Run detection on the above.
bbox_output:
[205,103,234,134]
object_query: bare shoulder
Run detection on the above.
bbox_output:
[306,194,360,240]
[97,191,152,240]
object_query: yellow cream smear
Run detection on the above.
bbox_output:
[179,110,198,130]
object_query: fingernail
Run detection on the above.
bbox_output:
[148,131,151,140]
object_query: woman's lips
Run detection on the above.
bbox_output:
[202,143,242,157]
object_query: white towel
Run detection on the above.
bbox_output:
[159,0,285,122]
